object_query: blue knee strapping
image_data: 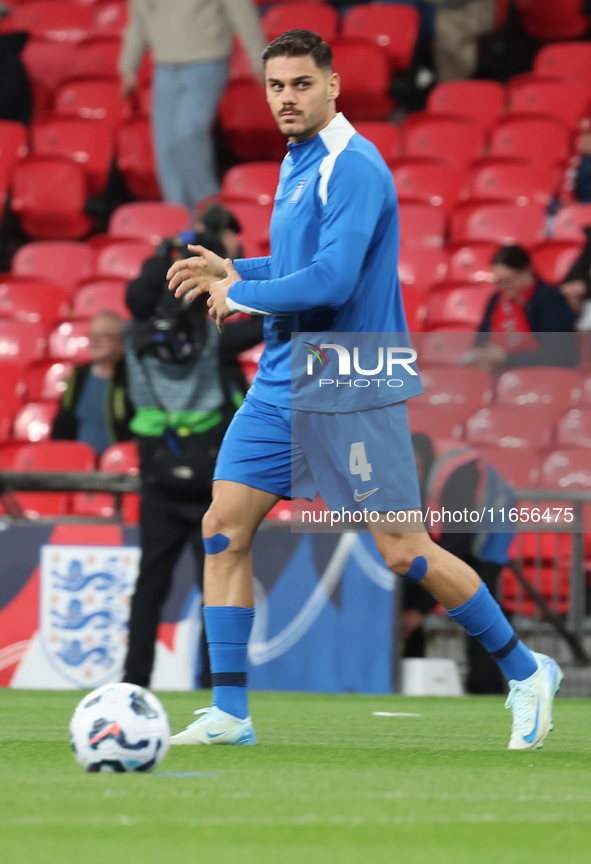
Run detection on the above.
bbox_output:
[203,533,230,555]
[402,555,428,583]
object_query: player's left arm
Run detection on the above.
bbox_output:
[225,153,385,315]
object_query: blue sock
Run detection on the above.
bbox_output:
[203,606,254,720]
[447,582,537,682]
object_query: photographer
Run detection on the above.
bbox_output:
[122,227,264,690]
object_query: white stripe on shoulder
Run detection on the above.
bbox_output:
[317,113,357,206]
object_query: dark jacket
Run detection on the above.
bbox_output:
[125,238,265,400]
[476,281,579,368]
[564,225,591,302]
[51,360,135,444]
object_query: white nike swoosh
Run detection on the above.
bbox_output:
[353,487,380,502]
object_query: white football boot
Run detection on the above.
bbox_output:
[169,706,256,745]
[505,652,563,751]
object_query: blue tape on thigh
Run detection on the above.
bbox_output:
[203,533,230,555]
[403,555,427,583]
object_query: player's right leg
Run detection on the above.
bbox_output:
[170,394,295,745]
[170,480,279,745]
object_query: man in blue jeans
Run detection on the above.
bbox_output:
[119,0,265,209]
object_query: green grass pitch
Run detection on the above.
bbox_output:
[1,690,589,864]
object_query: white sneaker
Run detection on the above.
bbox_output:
[505,652,563,751]
[169,706,256,746]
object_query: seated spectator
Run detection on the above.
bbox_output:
[51,311,134,455]
[466,245,578,373]
[560,226,591,330]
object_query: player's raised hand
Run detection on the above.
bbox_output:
[207,258,243,333]
[167,244,228,302]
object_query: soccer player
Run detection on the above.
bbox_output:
[166,30,562,750]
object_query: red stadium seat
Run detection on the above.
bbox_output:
[556,407,591,448]
[11,156,91,240]
[237,343,264,386]
[514,0,590,40]
[446,242,498,284]
[109,202,189,244]
[392,159,467,215]
[331,40,394,121]
[73,279,129,319]
[31,118,113,197]
[72,37,120,80]
[0,362,25,415]
[218,81,287,162]
[94,240,154,279]
[534,42,591,87]
[414,366,493,420]
[424,282,496,330]
[531,241,583,285]
[25,360,73,401]
[0,277,69,326]
[100,441,139,474]
[465,405,554,450]
[581,370,591,406]
[465,160,556,207]
[354,121,401,165]
[419,330,477,366]
[12,241,94,296]
[225,203,272,258]
[0,121,28,181]
[13,401,59,442]
[407,404,464,440]
[92,1,128,38]
[426,80,505,130]
[449,203,547,247]
[0,320,46,367]
[263,4,339,41]
[541,447,591,489]
[509,78,591,129]
[496,367,582,421]
[54,80,131,131]
[48,320,90,362]
[475,447,541,488]
[403,115,485,168]
[552,204,591,242]
[342,4,420,71]
[489,117,570,169]
[229,38,256,83]
[398,203,446,248]
[72,440,140,522]
[501,530,572,616]
[136,85,152,118]
[398,246,448,292]
[21,39,78,109]
[4,2,94,42]
[401,285,428,331]
[221,162,281,206]
[0,440,96,517]
[116,118,161,200]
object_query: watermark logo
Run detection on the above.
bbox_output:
[304,343,418,388]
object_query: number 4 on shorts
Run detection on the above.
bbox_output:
[349,441,372,482]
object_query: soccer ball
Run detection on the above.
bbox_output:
[69,683,170,773]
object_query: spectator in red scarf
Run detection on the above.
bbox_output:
[466,245,578,373]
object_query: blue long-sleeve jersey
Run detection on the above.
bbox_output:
[227,113,410,409]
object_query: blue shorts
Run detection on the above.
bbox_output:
[214,394,421,513]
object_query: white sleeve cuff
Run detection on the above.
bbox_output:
[226,295,271,316]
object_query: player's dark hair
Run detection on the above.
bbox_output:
[492,245,531,271]
[262,30,332,71]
